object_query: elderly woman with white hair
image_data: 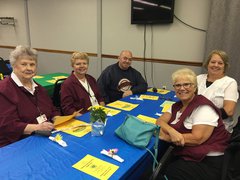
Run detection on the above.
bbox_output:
[156,68,230,180]
[0,45,59,147]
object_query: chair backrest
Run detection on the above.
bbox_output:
[0,57,11,77]
[52,78,67,111]
[150,145,174,180]
[4,60,12,72]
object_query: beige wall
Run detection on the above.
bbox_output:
[102,0,210,60]
[0,0,29,45]
[28,0,98,52]
[0,0,211,90]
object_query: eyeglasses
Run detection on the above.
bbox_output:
[173,83,193,89]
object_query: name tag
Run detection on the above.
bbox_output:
[36,114,47,124]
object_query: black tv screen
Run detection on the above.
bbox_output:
[131,0,175,24]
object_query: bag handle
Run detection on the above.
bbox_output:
[146,126,160,172]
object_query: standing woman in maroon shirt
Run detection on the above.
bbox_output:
[0,45,59,147]
[61,52,105,116]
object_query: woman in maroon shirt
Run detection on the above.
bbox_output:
[0,45,59,147]
[61,52,104,116]
[156,68,229,180]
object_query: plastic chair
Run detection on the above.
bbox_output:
[150,145,174,180]
[52,78,67,114]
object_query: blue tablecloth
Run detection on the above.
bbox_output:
[0,91,177,180]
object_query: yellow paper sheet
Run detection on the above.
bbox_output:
[137,114,156,124]
[55,119,91,137]
[72,154,119,180]
[139,94,159,100]
[160,100,175,107]
[103,107,121,116]
[161,104,172,113]
[160,100,174,113]
[53,76,68,80]
[33,75,44,79]
[148,88,170,94]
[54,112,78,126]
[107,100,138,111]
[157,89,170,94]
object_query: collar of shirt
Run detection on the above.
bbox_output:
[11,72,38,94]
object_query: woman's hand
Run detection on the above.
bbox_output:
[24,122,54,134]
[100,101,105,106]
[75,108,83,117]
[122,90,133,98]
[159,130,171,142]
[36,122,54,131]
[76,112,82,116]
[168,128,185,146]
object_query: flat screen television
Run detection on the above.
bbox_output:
[131,0,175,24]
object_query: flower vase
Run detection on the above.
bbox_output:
[91,120,105,136]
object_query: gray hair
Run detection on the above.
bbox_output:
[9,45,38,66]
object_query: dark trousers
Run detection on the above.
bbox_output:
[163,156,224,180]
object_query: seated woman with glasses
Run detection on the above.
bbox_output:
[156,68,230,180]
[197,50,239,133]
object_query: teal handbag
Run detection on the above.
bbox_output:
[115,114,160,171]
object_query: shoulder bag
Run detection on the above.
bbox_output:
[115,114,160,171]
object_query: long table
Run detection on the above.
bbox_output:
[0,90,177,180]
[33,72,69,96]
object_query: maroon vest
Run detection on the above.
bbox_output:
[169,95,230,162]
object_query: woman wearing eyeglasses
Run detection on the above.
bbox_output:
[156,68,230,180]
[197,50,239,133]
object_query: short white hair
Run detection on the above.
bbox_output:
[172,68,197,86]
[9,45,38,66]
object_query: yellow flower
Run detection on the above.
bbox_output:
[55,133,62,141]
